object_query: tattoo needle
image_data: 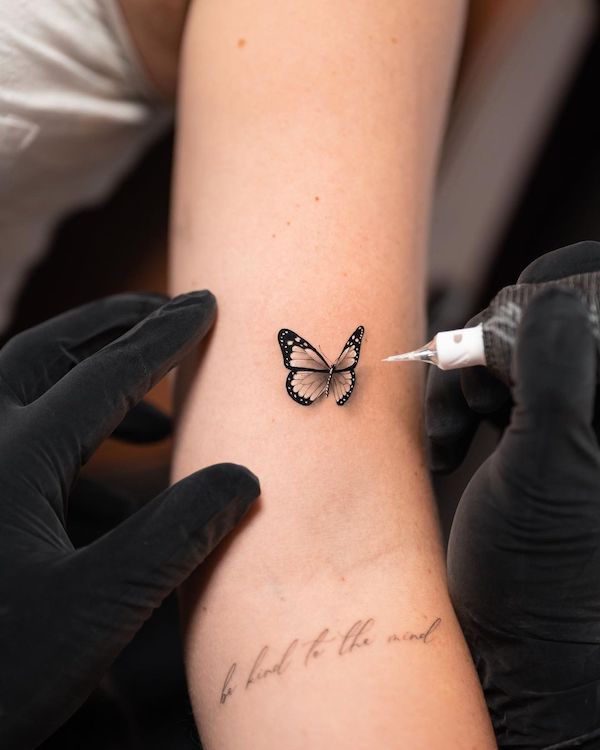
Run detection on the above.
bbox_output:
[382,324,486,371]
[384,270,600,383]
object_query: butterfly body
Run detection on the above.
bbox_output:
[277,326,364,406]
[324,366,335,398]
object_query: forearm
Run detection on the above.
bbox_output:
[169,1,495,747]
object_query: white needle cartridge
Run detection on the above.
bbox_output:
[383,323,486,371]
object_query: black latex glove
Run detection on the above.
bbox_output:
[426,240,600,473]
[112,399,171,443]
[448,288,600,748]
[0,292,260,750]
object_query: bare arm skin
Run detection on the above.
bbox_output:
[169,1,497,747]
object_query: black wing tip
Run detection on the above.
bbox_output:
[285,381,314,406]
[345,325,365,345]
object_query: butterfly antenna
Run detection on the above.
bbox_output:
[317,343,334,368]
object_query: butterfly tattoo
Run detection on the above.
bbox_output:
[277,326,365,406]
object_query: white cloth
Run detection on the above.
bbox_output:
[0,0,172,331]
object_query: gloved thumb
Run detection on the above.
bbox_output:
[75,463,259,638]
[498,286,597,476]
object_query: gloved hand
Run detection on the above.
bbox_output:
[426,240,600,473]
[0,291,260,750]
[112,398,172,443]
[448,288,600,748]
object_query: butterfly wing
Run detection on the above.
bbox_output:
[333,326,364,372]
[286,370,329,405]
[278,329,331,406]
[331,326,364,405]
[278,329,331,371]
[330,369,356,405]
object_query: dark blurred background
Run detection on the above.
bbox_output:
[3,1,600,747]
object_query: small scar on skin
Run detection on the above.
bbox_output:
[237,38,246,48]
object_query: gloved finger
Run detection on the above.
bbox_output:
[443,241,600,453]
[519,242,600,446]
[75,463,259,636]
[0,293,168,405]
[6,464,259,750]
[34,291,215,484]
[498,287,598,476]
[425,366,480,474]
[111,400,172,443]
[457,240,600,419]
[455,241,600,420]
[460,364,511,414]
[67,478,138,547]
[517,240,600,284]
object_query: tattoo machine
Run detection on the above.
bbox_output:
[383,271,600,384]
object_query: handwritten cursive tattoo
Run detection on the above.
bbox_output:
[387,617,441,645]
[220,663,237,705]
[219,615,441,705]
[338,618,375,656]
[303,629,337,666]
[245,639,299,689]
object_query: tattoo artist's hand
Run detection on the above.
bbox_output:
[426,240,600,473]
[0,292,260,750]
[112,397,172,443]
[448,288,600,749]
